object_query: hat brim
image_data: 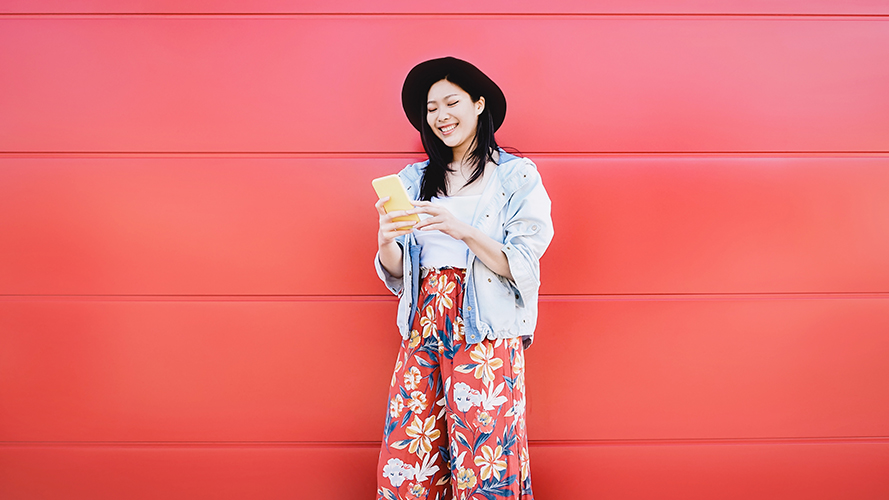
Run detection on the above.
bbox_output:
[401,57,506,132]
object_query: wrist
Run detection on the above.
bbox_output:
[379,238,399,251]
[460,224,482,243]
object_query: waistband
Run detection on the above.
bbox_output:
[420,266,466,278]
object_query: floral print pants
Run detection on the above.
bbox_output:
[377,268,533,500]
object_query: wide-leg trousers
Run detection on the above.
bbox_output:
[376,267,533,500]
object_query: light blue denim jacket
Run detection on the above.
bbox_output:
[374,150,554,346]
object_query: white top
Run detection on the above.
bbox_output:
[414,194,481,269]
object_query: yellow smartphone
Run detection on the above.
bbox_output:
[372,174,421,228]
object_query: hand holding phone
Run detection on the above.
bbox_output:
[372,174,420,228]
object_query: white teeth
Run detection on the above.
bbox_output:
[441,124,456,133]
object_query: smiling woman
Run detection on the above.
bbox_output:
[425,80,484,172]
[373,57,554,500]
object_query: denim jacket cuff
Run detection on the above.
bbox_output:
[374,250,404,296]
[501,242,538,308]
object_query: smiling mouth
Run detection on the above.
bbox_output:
[440,124,457,135]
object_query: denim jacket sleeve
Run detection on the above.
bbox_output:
[374,240,405,296]
[462,155,553,345]
[373,162,426,337]
[499,158,554,309]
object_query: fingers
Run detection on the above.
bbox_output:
[374,196,389,215]
[380,210,413,224]
[375,197,416,219]
[413,216,442,231]
[380,214,417,234]
[377,196,419,246]
[376,198,416,224]
[378,220,413,247]
[413,220,433,231]
[380,217,415,232]
[407,203,444,217]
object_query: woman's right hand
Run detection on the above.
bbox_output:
[375,197,411,278]
[376,196,415,247]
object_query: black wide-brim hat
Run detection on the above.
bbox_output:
[401,57,507,132]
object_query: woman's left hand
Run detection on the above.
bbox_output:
[409,201,473,241]
[410,200,514,280]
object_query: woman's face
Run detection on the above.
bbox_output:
[426,79,485,153]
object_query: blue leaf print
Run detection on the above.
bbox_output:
[455,363,477,375]
[414,354,434,369]
[478,473,517,497]
[426,348,439,366]
[426,373,438,393]
[383,412,397,442]
[451,413,469,430]
[441,327,458,359]
[378,487,398,500]
[400,410,413,428]
[439,444,450,465]
[456,431,471,449]
[499,424,518,456]
[522,477,533,497]
[472,430,492,454]
[521,477,534,496]
[503,375,516,391]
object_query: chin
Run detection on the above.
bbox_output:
[442,136,465,149]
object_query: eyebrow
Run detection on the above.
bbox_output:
[427,93,461,104]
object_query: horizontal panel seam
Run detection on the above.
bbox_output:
[532,436,889,446]
[2,437,888,448]
[1,293,888,302]
[2,152,889,159]
[1,13,889,19]
[540,293,889,302]
[0,441,379,449]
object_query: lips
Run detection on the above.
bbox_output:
[439,124,457,135]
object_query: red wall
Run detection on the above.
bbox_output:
[2,1,888,498]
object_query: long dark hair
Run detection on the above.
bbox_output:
[419,76,499,201]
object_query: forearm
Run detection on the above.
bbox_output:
[462,227,513,281]
[407,200,514,280]
[378,240,404,279]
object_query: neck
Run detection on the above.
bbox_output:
[451,151,480,181]
[451,143,472,169]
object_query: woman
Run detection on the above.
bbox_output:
[374,57,553,500]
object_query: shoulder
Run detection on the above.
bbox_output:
[397,159,429,184]
[396,158,429,200]
[496,152,541,192]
